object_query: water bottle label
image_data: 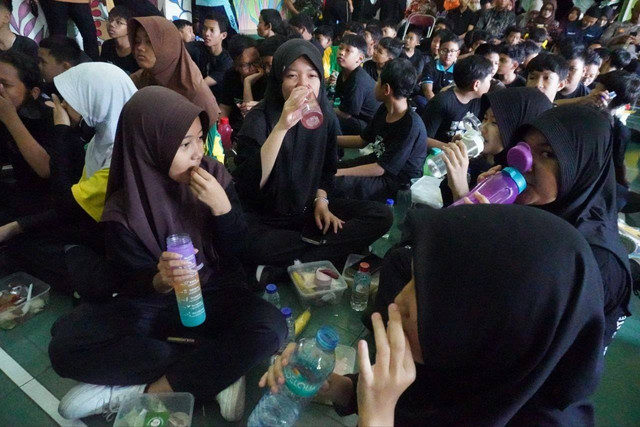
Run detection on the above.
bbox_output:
[284,366,321,397]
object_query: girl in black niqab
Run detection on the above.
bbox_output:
[233,39,391,282]
[262,205,605,425]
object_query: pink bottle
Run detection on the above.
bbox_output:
[218,117,233,150]
[293,90,324,129]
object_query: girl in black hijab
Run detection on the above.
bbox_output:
[478,105,632,347]
[262,205,605,425]
[233,39,391,285]
[49,87,286,422]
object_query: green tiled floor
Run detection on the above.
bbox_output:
[3,142,640,426]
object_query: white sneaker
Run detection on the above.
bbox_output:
[58,383,146,420]
[216,376,246,422]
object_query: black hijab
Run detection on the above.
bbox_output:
[402,204,604,425]
[518,105,630,281]
[481,87,553,166]
[102,86,233,285]
[234,39,339,216]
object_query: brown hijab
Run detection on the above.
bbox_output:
[128,17,220,126]
[102,86,231,284]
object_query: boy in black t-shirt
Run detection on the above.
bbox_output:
[555,43,591,103]
[422,55,493,149]
[99,7,139,75]
[0,0,38,58]
[497,44,526,88]
[401,27,426,79]
[173,19,195,43]
[186,12,233,100]
[363,37,403,81]
[421,30,460,100]
[525,53,569,102]
[334,58,427,201]
[335,34,381,135]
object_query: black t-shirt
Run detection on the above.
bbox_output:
[400,50,426,79]
[504,74,526,88]
[556,82,591,100]
[421,89,482,143]
[218,69,267,133]
[363,60,379,81]
[336,67,380,122]
[448,8,478,35]
[421,59,455,95]
[186,42,234,99]
[355,104,427,184]
[4,34,38,58]
[99,39,140,75]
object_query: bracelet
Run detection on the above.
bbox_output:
[314,197,329,205]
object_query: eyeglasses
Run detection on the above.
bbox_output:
[439,48,459,55]
[238,61,260,70]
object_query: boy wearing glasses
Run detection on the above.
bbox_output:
[421,30,460,100]
[100,7,139,75]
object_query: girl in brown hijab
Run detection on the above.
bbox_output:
[527,0,560,40]
[49,87,286,423]
[128,16,221,125]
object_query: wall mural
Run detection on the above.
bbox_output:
[235,0,284,32]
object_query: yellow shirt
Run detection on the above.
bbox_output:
[71,167,110,222]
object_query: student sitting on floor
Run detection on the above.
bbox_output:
[0,52,56,225]
[173,19,195,43]
[474,43,506,92]
[233,39,391,286]
[314,25,334,51]
[363,36,403,81]
[335,34,381,135]
[37,36,91,92]
[555,42,591,101]
[421,30,460,100]
[503,25,524,45]
[50,86,286,423]
[497,43,526,87]
[264,204,606,425]
[333,58,426,202]
[129,16,220,125]
[364,25,382,59]
[475,105,632,348]
[100,6,139,75]
[583,50,602,88]
[257,9,285,39]
[186,12,233,100]
[521,39,541,70]
[0,63,137,292]
[400,27,426,79]
[381,20,398,39]
[422,55,493,150]
[290,13,325,54]
[525,52,568,102]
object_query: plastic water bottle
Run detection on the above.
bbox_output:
[280,307,295,352]
[382,199,394,240]
[327,70,339,101]
[292,89,324,129]
[218,117,233,149]
[166,234,206,327]
[248,326,339,427]
[350,263,371,311]
[426,113,484,178]
[263,284,281,309]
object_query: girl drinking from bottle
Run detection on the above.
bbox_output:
[262,205,605,425]
[464,105,632,348]
[49,87,286,422]
[233,39,391,287]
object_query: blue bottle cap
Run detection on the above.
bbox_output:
[266,284,277,294]
[502,167,527,194]
[281,307,292,318]
[316,326,339,351]
[429,147,442,155]
[386,199,394,206]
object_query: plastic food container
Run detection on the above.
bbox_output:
[0,272,50,330]
[288,261,347,306]
[341,254,380,292]
[114,392,194,427]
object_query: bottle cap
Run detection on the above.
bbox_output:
[281,307,292,318]
[219,117,230,125]
[386,199,394,206]
[507,142,533,173]
[266,284,277,294]
[316,326,339,351]
[502,167,527,194]
[429,147,442,155]
[359,262,370,273]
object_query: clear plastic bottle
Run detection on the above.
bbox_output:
[166,234,206,327]
[248,326,339,427]
[350,262,371,311]
[426,113,484,178]
[263,284,281,309]
[280,307,295,352]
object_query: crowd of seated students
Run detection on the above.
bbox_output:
[2,0,640,425]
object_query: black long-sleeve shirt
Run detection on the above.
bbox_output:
[104,183,248,297]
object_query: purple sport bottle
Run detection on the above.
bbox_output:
[166,234,206,327]
[450,167,527,206]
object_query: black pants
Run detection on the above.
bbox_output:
[333,174,401,203]
[49,286,286,401]
[245,198,392,271]
[45,1,99,60]
[338,115,367,136]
